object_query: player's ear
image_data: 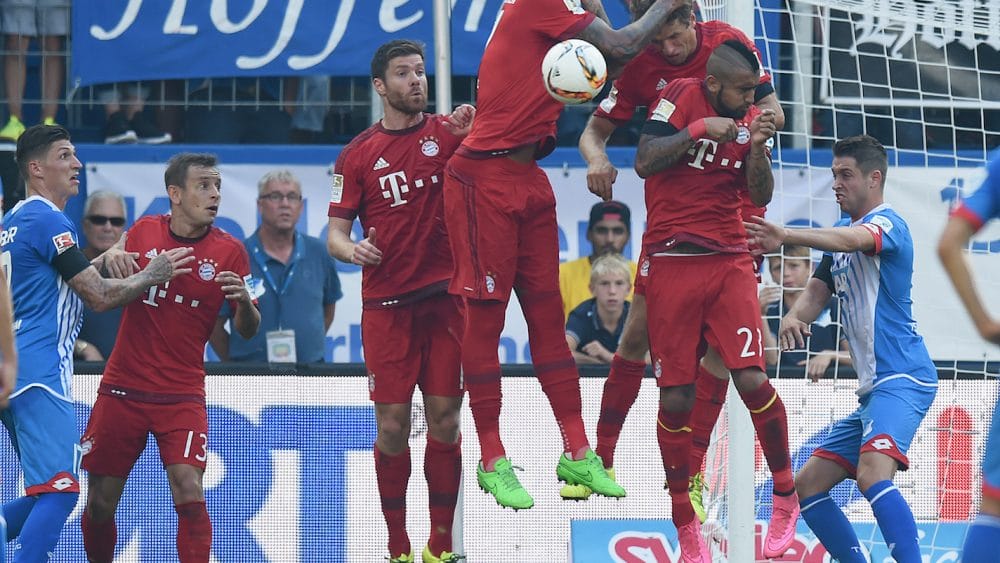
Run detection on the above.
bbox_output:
[705,74,721,95]
[372,77,387,97]
[166,184,183,205]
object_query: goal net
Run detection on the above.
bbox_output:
[700,0,1000,560]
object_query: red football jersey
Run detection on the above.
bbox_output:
[330,114,463,309]
[641,77,768,254]
[103,215,252,399]
[460,0,595,158]
[595,20,772,125]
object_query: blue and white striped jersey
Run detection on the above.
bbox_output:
[827,203,937,396]
[1,196,84,402]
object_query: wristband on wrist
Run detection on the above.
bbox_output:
[687,118,707,140]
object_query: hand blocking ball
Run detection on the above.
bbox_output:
[541,39,608,105]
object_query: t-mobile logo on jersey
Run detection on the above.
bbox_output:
[379,171,442,208]
[686,138,746,171]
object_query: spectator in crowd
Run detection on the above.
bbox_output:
[0,0,68,140]
[74,190,128,361]
[566,253,633,365]
[185,77,295,144]
[760,244,850,379]
[559,200,636,319]
[101,82,172,144]
[210,169,341,363]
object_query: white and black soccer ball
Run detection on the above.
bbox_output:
[540,39,608,105]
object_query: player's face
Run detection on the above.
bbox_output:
[174,165,222,229]
[831,156,877,218]
[768,257,811,290]
[83,198,126,253]
[591,273,630,314]
[711,70,758,119]
[257,179,302,232]
[38,140,82,199]
[588,218,629,257]
[378,54,428,115]
[652,14,698,65]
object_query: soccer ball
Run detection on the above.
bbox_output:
[541,39,608,105]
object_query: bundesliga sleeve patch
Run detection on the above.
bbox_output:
[330,174,344,204]
[868,214,894,233]
[650,99,676,123]
[52,231,76,254]
[562,0,585,14]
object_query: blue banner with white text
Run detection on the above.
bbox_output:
[70,1,631,86]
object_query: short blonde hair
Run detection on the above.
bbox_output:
[590,253,632,284]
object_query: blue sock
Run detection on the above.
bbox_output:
[2,496,37,541]
[11,492,78,563]
[963,514,1000,562]
[799,492,866,562]
[864,480,920,563]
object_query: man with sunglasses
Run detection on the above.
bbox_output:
[559,200,636,319]
[210,169,342,363]
[76,190,129,361]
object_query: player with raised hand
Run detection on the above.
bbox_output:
[442,0,691,512]
[572,0,785,520]
[633,41,794,561]
[937,150,1000,561]
[745,135,937,563]
[80,152,260,563]
[0,125,193,562]
[328,40,473,563]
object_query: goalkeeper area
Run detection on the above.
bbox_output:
[0,0,997,561]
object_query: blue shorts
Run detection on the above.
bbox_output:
[983,395,1000,502]
[813,382,936,475]
[1,387,81,495]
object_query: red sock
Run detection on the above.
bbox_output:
[522,289,589,456]
[175,501,211,563]
[424,436,461,556]
[596,355,646,468]
[375,446,412,557]
[689,366,728,473]
[82,511,116,563]
[658,407,694,526]
[462,300,507,467]
[738,380,794,493]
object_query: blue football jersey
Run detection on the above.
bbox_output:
[1,196,84,401]
[827,203,937,396]
[955,149,1000,228]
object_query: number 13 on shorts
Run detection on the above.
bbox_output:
[183,431,208,462]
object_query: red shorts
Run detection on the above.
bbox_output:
[443,153,560,302]
[634,249,649,296]
[645,253,765,387]
[363,293,465,403]
[81,394,208,478]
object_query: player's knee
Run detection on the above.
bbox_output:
[168,471,205,505]
[426,411,461,444]
[793,471,816,498]
[730,368,766,393]
[616,329,648,361]
[86,489,119,522]
[376,416,411,451]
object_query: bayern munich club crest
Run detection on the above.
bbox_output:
[419,135,440,157]
[736,125,751,144]
[198,258,219,281]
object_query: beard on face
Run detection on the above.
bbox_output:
[714,87,748,120]
[386,88,428,116]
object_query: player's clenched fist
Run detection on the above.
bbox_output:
[704,117,738,143]
[751,109,777,146]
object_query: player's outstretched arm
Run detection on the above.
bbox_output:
[442,104,476,138]
[938,216,1000,344]
[69,247,196,312]
[779,278,832,351]
[580,115,619,201]
[327,217,382,266]
[744,216,876,254]
[217,271,260,339]
[580,0,612,25]
[577,0,691,65]
[92,231,140,279]
[636,117,736,178]
[0,269,17,408]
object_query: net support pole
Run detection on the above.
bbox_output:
[726,379,756,561]
[433,0,453,114]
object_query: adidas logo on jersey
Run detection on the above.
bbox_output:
[145,248,159,260]
[656,78,668,91]
[373,157,390,171]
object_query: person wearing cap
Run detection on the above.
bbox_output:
[559,200,637,319]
